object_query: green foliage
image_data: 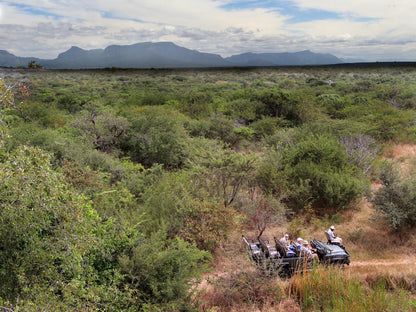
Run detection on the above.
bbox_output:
[362,106,416,142]
[220,98,257,122]
[117,161,163,201]
[188,139,258,207]
[74,104,130,153]
[371,161,416,231]
[2,66,416,310]
[119,229,211,310]
[122,107,190,168]
[254,89,300,122]
[0,78,29,144]
[140,166,239,251]
[57,93,88,112]
[317,93,348,118]
[258,133,367,210]
[0,146,102,305]
[249,116,281,139]
[179,201,237,251]
[174,90,213,118]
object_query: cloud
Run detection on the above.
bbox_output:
[0,0,415,60]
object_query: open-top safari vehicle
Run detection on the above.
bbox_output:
[310,238,350,266]
[242,234,350,277]
[242,235,313,278]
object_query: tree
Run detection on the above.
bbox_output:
[0,146,104,306]
[121,107,189,169]
[74,105,130,153]
[254,89,299,122]
[371,162,416,231]
[250,197,285,237]
[189,139,258,207]
[27,60,43,70]
[340,134,379,174]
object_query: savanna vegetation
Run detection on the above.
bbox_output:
[0,64,416,311]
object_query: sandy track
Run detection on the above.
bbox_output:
[350,258,416,267]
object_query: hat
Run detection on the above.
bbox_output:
[297,237,303,243]
[330,225,335,230]
[302,240,309,245]
[284,234,289,238]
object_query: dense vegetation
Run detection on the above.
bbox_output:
[0,65,416,311]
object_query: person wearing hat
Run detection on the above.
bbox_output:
[328,225,343,244]
[295,237,303,249]
[300,240,317,260]
[279,234,290,249]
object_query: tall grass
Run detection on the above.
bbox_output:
[289,266,416,312]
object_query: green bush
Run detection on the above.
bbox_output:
[371,161,416,231]
[249,116,281,139]
[258,133,367,210]
[118,229,211,310]
[317,93,349,118]
[121,107,190,169]
[57,94,88,112]
[220,98,257,123]
[0,146,122,309]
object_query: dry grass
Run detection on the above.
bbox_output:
[383,143,416,175]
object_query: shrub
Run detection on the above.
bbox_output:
[258,133,367,210]
[220,98,257,123]
[57,94,88,112]
[121,107,190,169]
[249,116,282,139]
[0,146,123,309]
[316,93,348,118]
[371,161,416,231]
[118,229,211,310]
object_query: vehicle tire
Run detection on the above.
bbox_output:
[278,266,291,279]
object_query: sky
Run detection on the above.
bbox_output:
[0,0,415,61]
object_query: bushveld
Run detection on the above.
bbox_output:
[0,64,415,311]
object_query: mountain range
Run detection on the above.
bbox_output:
[0,42,343,69]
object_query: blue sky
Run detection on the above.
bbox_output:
[0,0,415,61]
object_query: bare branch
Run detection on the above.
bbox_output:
[341,134,379,174]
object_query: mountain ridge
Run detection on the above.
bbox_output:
[0,42,343,69]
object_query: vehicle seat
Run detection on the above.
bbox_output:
[273,237,287,258]
[325,231,341,246]
[324,231,332,244]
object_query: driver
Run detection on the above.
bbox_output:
[328,225,343,245]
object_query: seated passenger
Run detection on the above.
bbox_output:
[300,240,317,260]
[295,237,303,250]
[327,225,343,245]
[279,234,290,249]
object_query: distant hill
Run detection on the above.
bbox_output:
[0,42,343,69]
[0,50,45,68]
[225,50,342,66]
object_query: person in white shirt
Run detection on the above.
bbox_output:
[327,225,343,245]
[279,234,290,248]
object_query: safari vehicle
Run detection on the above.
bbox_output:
[242,235,313,278]
[310,238,350,266]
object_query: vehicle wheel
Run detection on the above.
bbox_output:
[278,266,291,279]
